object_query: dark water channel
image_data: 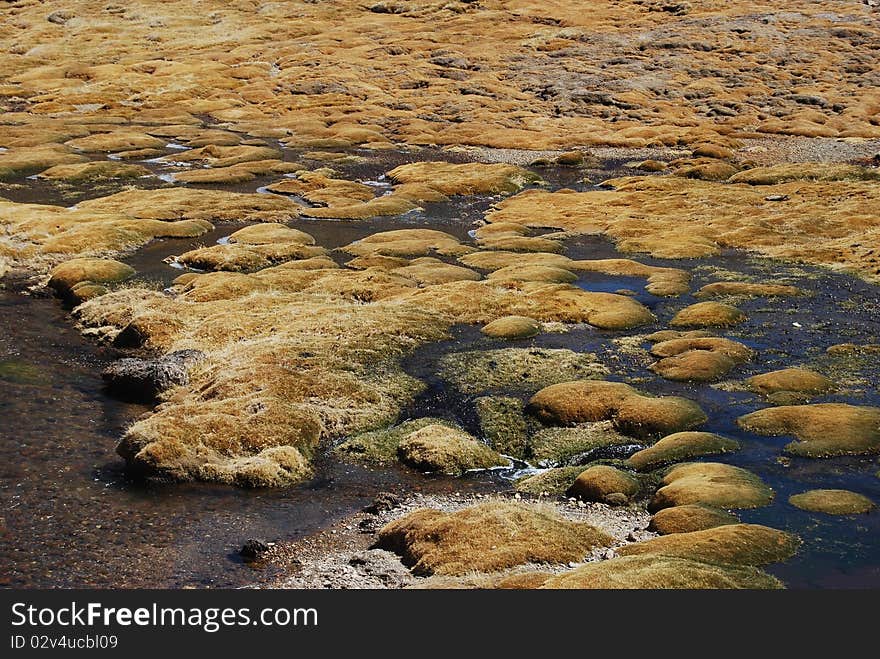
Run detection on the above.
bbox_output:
[1,141,878,588]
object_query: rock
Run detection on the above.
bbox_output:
[527,380,707,440]
[541,555,782,589]
[648,504,740,534]
[480,316,541,339]
[567,465,640,504]
[746,368,833,400]
[439,348,608,395]
[375,500,613,575]
[514,466,585,496]
[240,538,273,562]
[627,432,740,471]
[788,489,875,515]
[102,349,205,401]
[618,523,800,566]
[649,462,774,511]
[738,404,880,457]
[694,282,801,298]
[347,550,414,588]
[397,424,507,475]
[528,422,635,465]
[474,396,530,458]
[364,492,404,514]
[670,301,747,328]
[48,258,135,296]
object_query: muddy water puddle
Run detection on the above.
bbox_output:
[2,145,879,588]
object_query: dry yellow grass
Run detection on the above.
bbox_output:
[650,462,774,511]
[527,380,707,439]
[486,176,880,282]
[376,500,613,576]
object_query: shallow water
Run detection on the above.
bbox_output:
[1,140,878,588]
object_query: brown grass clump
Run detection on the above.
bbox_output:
[48,258,135,294]
[159,144,282,167]
[333,417,459,465]
[438,348,608,395]
[670,301,747,328]
[514,466,585,497]
[176,243,327,273]
[390,258,481,286]
[76,188,302,223]
[648,504,741,535]
[617,524,800,567]
[37,161,151,182]
[745,368,833,399]
[487,265,575,283]
[171,160,296,184]
[788,489,875,515]
[649,336,752,382]
[458,251,573,272]
[375,501,613,576]
[527,423,633,466]
[387,161,542,196]
[567,465,640,504]
[65,131,166,153]
[481,316,541,340]
[0,144,88,180]
[649,462,774,512]
[341,229,468,258]
[627,432,740,471]
[528,380,707,440]
[397,424,506,475]
[541,555,782,589]
[738,404,880,457]
[486,175,880,282]
[728,164,880,186]
[695,282,801,298]
[396,281,655,329]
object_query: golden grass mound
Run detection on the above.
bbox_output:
[176,242,327,273]
[481,316,541,339]
[37,161,151,182]
[527,380,707,439]
[395,281,655,329]
[729,164,880,186]
[527,422,633,465]
[746,368,833,400]
[475,396,530,457]
[571,259,690,297]
[76,188,302,223]
[387,161,542,196]
[648,504,740,535]
[0,144,88,180]
[567,465,640,504]
[649,336,752,382]
[627,432,740,471]
[695,282,801,298]
[670,302,747,328]
[737,404,880,457]
[439,347,607,395]
[341,229,467,258]
[375,501,613,576]
[397,424,506,475]
[618,524,800,566]
[788,489,875,515]
[65,130,166,153]
[541,555,782,589]
[48,258,135,295]
[334,417,458,465]
[486,264,575,283]
[486,175,880,282]
[515,466,585,497]
[650,462,774,511]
